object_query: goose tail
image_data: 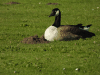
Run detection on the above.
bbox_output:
[79,24,92,31]
[82,24,92,31]
[82,31,95,38]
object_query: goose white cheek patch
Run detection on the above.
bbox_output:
[55,10,59,16]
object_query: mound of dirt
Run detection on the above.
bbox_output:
[46,3,59,5]
[5,2,20,5]
[21,35,50,44]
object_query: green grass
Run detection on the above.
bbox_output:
[0,0,100,75]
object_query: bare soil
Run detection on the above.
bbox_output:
[46,3,59,5]
[21,35,50,44]
[5,2,20,5]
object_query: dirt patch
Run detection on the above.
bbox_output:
[21,35,50,44]
[46,3,59,5]
[5,2,20,5]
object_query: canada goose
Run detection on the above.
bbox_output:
[44,8,95,41]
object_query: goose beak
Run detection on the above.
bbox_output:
[49,15,51,17]
[49,14,52,17]
[49,12,55,17]
[49,14,54,17]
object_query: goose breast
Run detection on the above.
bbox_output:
[44,26,58,41]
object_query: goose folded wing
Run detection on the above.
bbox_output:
[58,26,95,38]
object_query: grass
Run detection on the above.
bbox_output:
[0,0,100,75]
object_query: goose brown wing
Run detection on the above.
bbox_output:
[58,25,95,38]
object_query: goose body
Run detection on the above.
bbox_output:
[44,8,95,41]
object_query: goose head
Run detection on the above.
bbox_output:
[49,8,61,17]
[49,8,61,27]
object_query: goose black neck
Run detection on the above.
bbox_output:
[52,12,61,28]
